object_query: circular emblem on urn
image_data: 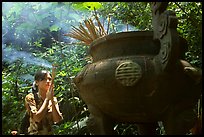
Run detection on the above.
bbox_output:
[115,61,142,86]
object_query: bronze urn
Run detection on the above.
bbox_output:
[73,2,201,135]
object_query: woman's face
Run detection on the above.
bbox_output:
[36,73,52,93]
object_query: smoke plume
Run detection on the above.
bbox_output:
[2,2,137,68]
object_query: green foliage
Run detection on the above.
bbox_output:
[2,65,28,134]
[98,2,152,30]
[71,2,102,11]
[50,25,60,32]
[168,2,202,67]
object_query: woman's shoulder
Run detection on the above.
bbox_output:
[25,93,35,102]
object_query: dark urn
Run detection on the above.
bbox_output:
[74,2,201,135]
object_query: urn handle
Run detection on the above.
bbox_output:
[151,2,180,72]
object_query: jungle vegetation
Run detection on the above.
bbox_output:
[2,2,202,135]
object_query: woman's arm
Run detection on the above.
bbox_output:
[51,97,63,123]
[50,65,63,123]
[33,98,49,122]
[25,93,49,123]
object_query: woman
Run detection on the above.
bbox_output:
[25,69,63,135]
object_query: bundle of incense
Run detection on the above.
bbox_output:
[64,11,107,46]
[51,64,57,85]
[48,64,56,93]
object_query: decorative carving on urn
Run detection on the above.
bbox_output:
[151,2,180,71]
[115,61,142,86]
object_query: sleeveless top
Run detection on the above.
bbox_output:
[25,92,58,135]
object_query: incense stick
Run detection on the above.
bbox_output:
[64,10,108,46]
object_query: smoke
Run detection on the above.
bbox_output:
[2,2,137,68]
[2,44,52,68]
[2,2,81,68]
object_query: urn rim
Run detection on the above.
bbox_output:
[90,31,154,48]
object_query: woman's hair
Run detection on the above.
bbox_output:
[35,70,51,80]
[32,70,51,105]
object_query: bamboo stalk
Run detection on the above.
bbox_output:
[93,8,101,36]
[87,19,97,39]
[107,14,111,34]
[64,33,84,42]
[64,24,93,45]
[51,64,56,84]
[71,25,88,38]
[64,10,108,46]
[94,14,103,36]
[94,8,106,36]
[102,18,105,36]
[88,19,99,39]
[94,26,101,37]
[65,31,91,45]
[98,18,107,36]
[70,30,87,40]
[70,26,93,43]
[79,23,94,41]
[84,19,96,40]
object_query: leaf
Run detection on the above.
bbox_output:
[59,71,67,77]
[50,25,60,32]
[72,67,82,72]
[6,3,24,18]
[71,2,88,11]
[71,2,103,11]
[82,2,102,10]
